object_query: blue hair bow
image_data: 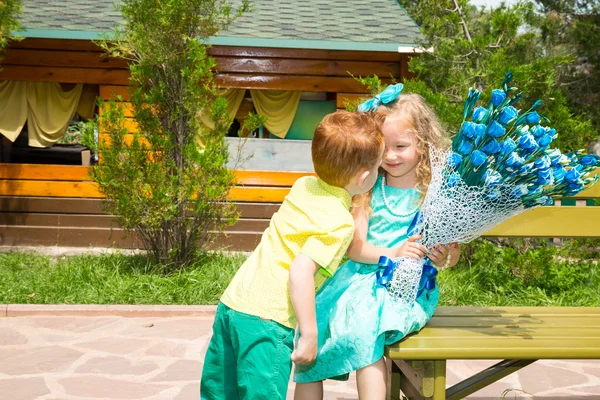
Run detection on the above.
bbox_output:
[358,83,404,112]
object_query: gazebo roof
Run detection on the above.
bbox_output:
[18,0,424,52]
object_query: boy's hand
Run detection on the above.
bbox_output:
[291,333,317,365]
[428,243,449,267]
[429,242,459,268]
[393,234,427,259]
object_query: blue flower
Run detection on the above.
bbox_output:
[553,166,566,182]
[448,173,461,187]
[565,168,582,183]
[448,153,463,167]
[498,106,518,125]
[538,134,553,147]
[548,128,557,140]
[556,154,570,166]
[518,134,537,151]
[526,141,539,154]
[487,121,506,138]
[491,89,506,107]
[474,123,486,145]
[534,155,551,170]
[581,155,599,167]
[471,150,488,167]
[500,138,517,156]
[526,112,541,124]
[481,139,501,155]
[545,149,562,165]
[457,141,473,156]
[472,107,488,123]
[530,125,545,138]
[484,170,503,186]
[537,168,554,185]
[517,163,533,174]
[567,183,584,195]
[460,121,477,139]
[358,83,404,112]
[506,152,525,168]
[511,184,528,197]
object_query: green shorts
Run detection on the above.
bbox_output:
[200,302,295,400]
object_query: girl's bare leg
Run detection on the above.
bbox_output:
[356,357,387,400]
[294,381,324,400]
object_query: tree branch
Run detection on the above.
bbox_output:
[452,0,472,42]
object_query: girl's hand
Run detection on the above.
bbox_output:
[393,234,427,259]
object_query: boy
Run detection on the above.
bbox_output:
[200,110,385,400]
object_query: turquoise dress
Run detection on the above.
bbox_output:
[294,175,439,383]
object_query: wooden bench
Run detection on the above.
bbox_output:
[386,182,600,400]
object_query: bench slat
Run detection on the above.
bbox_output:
[413,326,600,338]
[386,307,600,360]
[432,306,600,316]
[387,338,600,360]
[484,206,600,237]
[426,315,600,328]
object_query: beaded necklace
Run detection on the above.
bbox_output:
[380,174,421,217]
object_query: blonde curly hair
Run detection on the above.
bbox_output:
[352,93,449,216]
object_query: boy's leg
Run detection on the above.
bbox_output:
[229,311,294,400]
[356,357,387,400]
[294,381,324,400]
[200,303,239,400]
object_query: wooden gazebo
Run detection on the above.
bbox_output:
[0,0,424,250]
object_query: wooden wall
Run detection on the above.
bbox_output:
[0,38,410,100]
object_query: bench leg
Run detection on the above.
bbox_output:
[387,360,446,400]
[387,358,403,400]
[433,360,446,400]
[446,359,536,400]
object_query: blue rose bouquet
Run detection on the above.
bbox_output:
[381,71,599,304]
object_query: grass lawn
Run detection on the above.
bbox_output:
[1,239,598,307]
[0,251,244,305]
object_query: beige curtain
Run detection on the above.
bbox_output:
[250,90,300,138]
[76,84,98,120]
[201,88,246,129]
[0,81,28,142]
[0,81,86,148]
[27,83,83,148]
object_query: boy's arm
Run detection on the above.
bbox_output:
[289,253,319,365]
[347,208,426,264]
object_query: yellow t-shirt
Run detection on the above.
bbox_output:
[220,176,354,328]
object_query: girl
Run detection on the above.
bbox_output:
[294,90,460,399]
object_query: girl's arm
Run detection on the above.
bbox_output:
[346,206,426,264]
[289,253,319,365]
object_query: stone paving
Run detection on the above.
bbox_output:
[1,309,600,400]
